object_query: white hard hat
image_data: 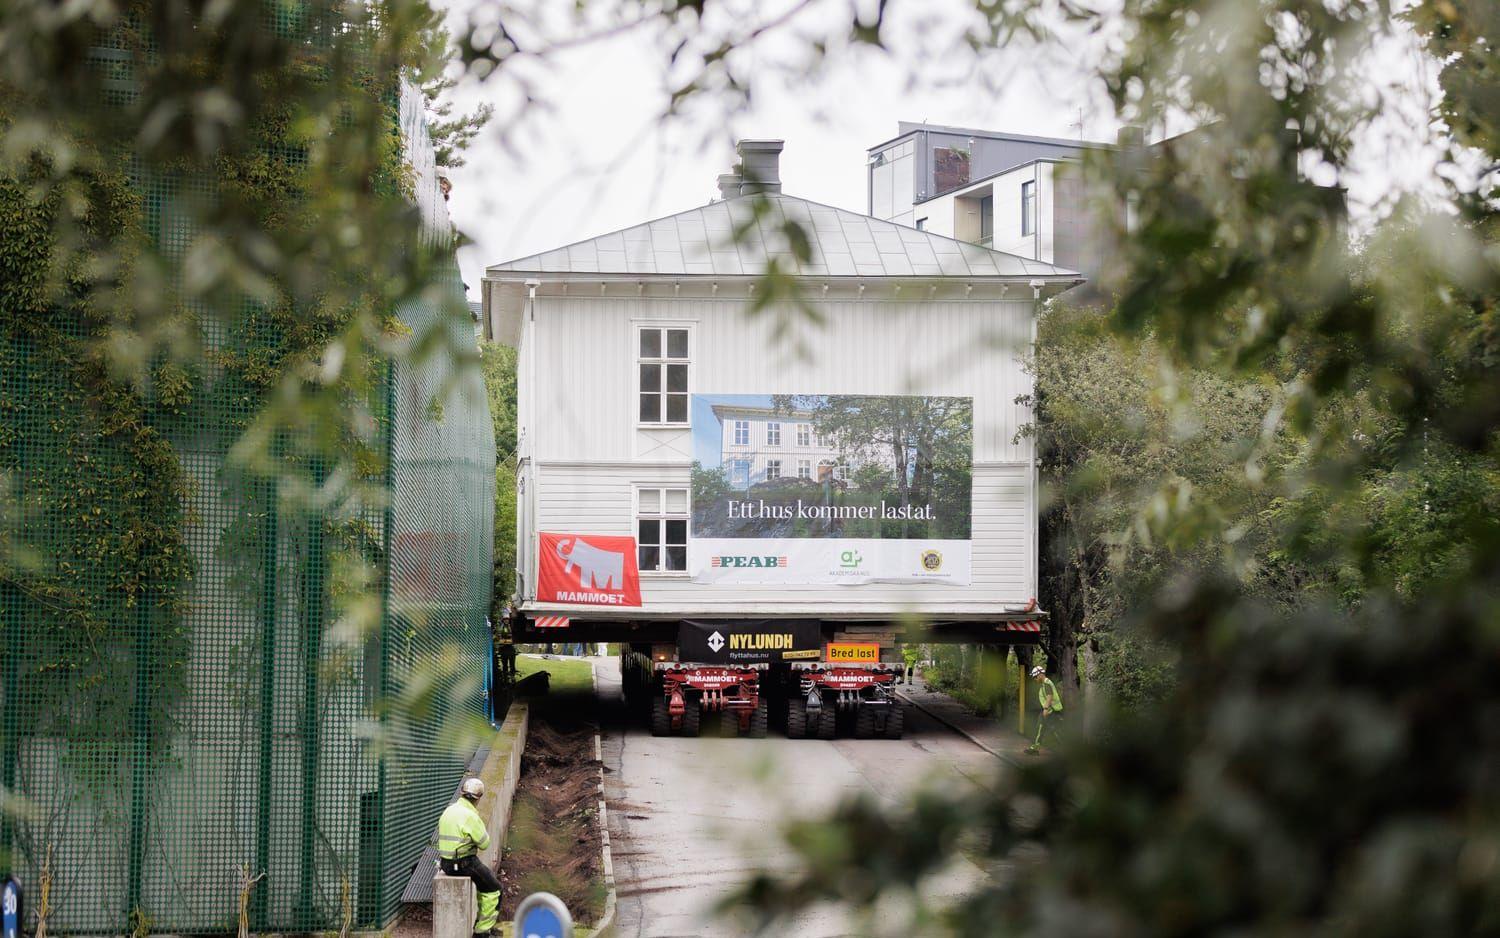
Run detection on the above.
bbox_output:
[1029,665,1045,677]
[460,777,485,801]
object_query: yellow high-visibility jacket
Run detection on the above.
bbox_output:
[1038,677,1064,714]
[436,797,490,860]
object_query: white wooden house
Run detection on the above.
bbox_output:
[482,140,1081,630]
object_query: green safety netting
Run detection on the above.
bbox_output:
[0,32,494,937]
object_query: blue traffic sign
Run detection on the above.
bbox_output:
[2,877,21,938]
[513,891,571,938]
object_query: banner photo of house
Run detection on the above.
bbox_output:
[689,394,973,585]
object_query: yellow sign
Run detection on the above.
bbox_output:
[825,642,880,664]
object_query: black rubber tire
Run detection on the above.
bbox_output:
[815,707,837,739]
[854,705,877,739]
[883,702,906,740]
[720,707,741,737]
[649,696,670,737]
[681,698,701,737]
[785,699,807,739]
[747,698,769,738]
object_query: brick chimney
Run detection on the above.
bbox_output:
[735,139,783,194]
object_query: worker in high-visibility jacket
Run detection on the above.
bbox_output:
[437,777,501,937]
[1026,664,1064,753]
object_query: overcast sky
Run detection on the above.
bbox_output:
[435,1,1442,300]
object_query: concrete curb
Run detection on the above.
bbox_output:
[478,703,531,870]
[433,703,531,938]
[588,659,620,938]
[894,689,1020,768]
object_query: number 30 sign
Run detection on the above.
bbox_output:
[2,877,22,938]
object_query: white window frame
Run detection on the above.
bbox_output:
[766,422,781,446]
[1021,180,1036,237]
[797,459,811,480]
[728,458,751,487]
[634,323,693,428]
[796,424,811,447]
[733,420,750,446]
[765,459,782,481]
[635,485,690,576]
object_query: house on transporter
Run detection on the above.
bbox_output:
[480,139,1081,645]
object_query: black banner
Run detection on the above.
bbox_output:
[677,619,823,665]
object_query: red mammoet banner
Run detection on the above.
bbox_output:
[537,533,642,607]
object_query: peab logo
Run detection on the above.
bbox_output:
[711,555,789,569]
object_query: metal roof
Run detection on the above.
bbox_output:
[868,121,1112,154]
[486,193,1080,280]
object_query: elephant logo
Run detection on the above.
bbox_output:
[555,537,626,591]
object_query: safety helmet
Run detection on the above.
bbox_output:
[1029,665,1045,678]
[460,777,485,802]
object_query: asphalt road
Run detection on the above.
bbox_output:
[595,658,1003,938]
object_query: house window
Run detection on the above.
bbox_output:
[797,459,811,480]
[766,460,782,481]
[637,487,688,572]
[796,424,811,447]
[728,458,751,487]
[766,422,781,446]
[638,327,689,424]
[979,195,994,246]
[1021,180,1036,237]
[915,217,927,231]
[733,420,750,445]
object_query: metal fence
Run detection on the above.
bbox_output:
[0,66,494,938]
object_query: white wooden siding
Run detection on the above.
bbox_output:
[531,461,1033,614]
[533,295,1037,463]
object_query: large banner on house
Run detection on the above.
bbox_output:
[537,532,642,606]
[688,394,973,585]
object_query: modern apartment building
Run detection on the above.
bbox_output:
[867,122,1114,287]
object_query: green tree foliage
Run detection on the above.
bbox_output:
[482,342,517,608]
[0,164,193,757]
[1028,303,1289,697]
[412,24,494,169]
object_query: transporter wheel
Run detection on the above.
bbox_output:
[649,696,670,737]
[785,699,807,739]
[720,707,742,737]
[815,707,837,740]
[854,705,877,739]
[681,698,702,737]
[883,702,906,740]
[747,698,769,738]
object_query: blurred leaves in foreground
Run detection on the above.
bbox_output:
[691,0,1500,934]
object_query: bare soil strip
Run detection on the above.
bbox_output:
[496,695,606,924]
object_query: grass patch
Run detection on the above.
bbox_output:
[515,654,594,695]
